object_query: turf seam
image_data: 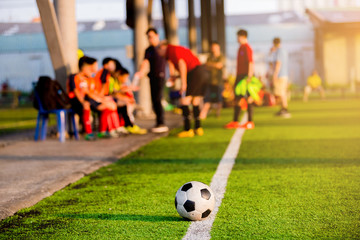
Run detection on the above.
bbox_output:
[183,114,247,240]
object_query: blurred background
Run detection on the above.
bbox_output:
[0,0,360,133]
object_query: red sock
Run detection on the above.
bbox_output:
[99,110,110,132]
[119,115,125,127]
[111,110,120,129]
[83,109,92,134]
[107,110,115,131]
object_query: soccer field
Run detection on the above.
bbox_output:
[1,98,359,239]
[0,108,38,134]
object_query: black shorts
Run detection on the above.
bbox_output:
[70,98,83,115]
[186,65,209,97]
[84,95,101,111]
[204,85,223,103]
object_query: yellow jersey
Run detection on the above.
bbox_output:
[307,74,322,88]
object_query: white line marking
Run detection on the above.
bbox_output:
[183,114,248,240]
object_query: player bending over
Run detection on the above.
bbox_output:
[158,41,209,138]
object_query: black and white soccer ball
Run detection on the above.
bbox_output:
[175,181,216,221]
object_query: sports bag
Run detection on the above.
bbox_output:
[34,76,71,110]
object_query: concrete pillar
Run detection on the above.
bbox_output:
[188,0,197,53]
[161,0,179,45]
[168,0,180,45]
[200,0,210,53]
[134,0,152,116]
[314,28,325,85]
[54,0,79,74]
[347,34,356,93]
[147,0,153,27]
[36,0,68,88]
[216,0,226,54]
[210,0,217,42]
[161,0,170,40]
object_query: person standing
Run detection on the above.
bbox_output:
[200,42,225,119]
[272,37,291,118]
[303,69,325,102]
[134,28,169,133]
[158,42,209,138]
[225,29,255,129]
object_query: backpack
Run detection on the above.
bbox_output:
[34,76,71,110]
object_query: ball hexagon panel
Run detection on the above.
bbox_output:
[183,200,195,212]
[201,209,212,219]
[181,183,193,191]
[201,188,211,200]
[176,204,190,220]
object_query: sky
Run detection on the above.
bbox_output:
[0,0,280,22]
[0,0,358,22]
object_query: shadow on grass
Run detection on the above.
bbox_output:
[58,213,184,222]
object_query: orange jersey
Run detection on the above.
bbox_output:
[73,73,89,99]
[86,77,97,95]
[94,68,111,95]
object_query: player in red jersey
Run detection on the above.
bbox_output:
[225,29,255,130]
[158,42,209,137]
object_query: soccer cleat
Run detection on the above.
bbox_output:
[275,109,292,118]
[116,126,129,135]
[108,130,120,138]
[195,127,204,136]
[174,108,183,115]
[126,125,147,135]
[280,112,291,119]
[239,121,255,130]
[84,133,96,141]
[97,131,110,139]
[151,124,169,133]
[177,129,195,138]
[224,121,240,129]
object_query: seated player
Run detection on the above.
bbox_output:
[100,59,147,135]
[68,56,120,140]
[94,57,116,96]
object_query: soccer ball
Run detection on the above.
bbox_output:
[175,181,216,221]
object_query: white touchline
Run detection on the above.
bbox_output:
[183,114,248,240]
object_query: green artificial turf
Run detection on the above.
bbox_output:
[1,99,359,239]
[0,107,56,135]
[211,99,360,239]
[0,111,235,239]
[0,107,37,134]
